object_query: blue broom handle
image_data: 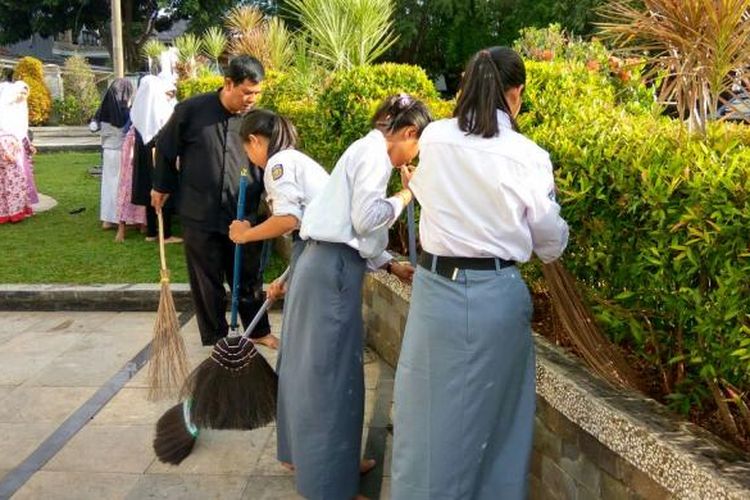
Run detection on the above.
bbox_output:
[242,267,290,339]
[407,201,417,266]
[229,170,249,331]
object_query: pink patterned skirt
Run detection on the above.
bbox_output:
[0,134,32,223]
[116,128,146,225]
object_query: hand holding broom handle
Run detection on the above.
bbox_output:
[238,266,291,340]
[229,169,249,333]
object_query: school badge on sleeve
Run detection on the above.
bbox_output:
[271,164,284,181]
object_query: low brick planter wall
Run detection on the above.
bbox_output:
[362,272,750,500]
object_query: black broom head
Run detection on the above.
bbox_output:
[154,400,199,465]
[180,336,278,430]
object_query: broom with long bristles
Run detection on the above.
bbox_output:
[147,208,190,400]
[153,268,290,465]
[542,260,641,391]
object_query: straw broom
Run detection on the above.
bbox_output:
[153,268,290,465]
[542,260,641,391]
[147,208,190,400]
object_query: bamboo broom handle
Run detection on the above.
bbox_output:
[153,147,168,275]
[157,209,167,274]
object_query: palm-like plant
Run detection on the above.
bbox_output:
[281,35,326,99]
[285,0,397,70]
[598,0,750,135]
[202,27,227,72]
[267,18,295,70]
[225,5,270,65]
[174,33,203,79]
[142,38,166,75]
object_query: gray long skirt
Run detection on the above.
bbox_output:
[392,264,536,500]
[276,241,367,500]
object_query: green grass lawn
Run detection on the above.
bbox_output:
[1,152,284,284]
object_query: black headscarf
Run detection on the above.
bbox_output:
[95,78,134,128]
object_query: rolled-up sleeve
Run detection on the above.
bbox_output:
[526,161,569,263]
[266,160,304,222]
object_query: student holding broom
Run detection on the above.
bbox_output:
[151,56,277,349]
[275,94,428,500]
[390,47,569,500]
[227,108,327,284]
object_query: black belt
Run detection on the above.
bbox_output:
[418,251,514,280]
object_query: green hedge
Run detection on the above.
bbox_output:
[522,60,750,414]
[263,63,452,170]
[176,75,223,101]
[178,59,750,417]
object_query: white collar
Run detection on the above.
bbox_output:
[497,110,513,131]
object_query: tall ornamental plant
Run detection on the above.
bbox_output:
[598,0,750,136]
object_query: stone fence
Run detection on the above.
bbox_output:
[362,271,750,500]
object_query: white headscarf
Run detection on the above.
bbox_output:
[0,81,30,140]
[130,75,177,145]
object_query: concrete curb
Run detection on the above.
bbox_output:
[0,283,284,312]
[0,284,193,311]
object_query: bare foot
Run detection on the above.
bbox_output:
[164,236,183,244]
[359,458,376,476]
[280,459,374,475]
[253,334,279,350]
[114,224,125,243]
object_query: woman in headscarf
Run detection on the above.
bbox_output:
[129,75,181,243]
[96,78,134,230]
[0,80,38,206]
[0,82,32,223]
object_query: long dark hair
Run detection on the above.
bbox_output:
[239,108,298,158]
[371,93,432,137]
[454,46,526,138]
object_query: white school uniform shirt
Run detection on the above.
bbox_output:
[264,148,329,224]
[300,129,404,269]
[410,111,568,263]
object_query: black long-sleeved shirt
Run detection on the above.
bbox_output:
[153,91,263,233]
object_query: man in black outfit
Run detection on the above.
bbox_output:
[150,56,277,348]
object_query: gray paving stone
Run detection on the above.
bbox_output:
[240,476,301,500]
[12,471,140,500]
[0,422,57,470]
[147,427,272,476]
[90,387,173,426]
[0,386,95,424]
[125,473,249,500]
[44,424,155,474]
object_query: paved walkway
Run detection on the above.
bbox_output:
[0,311,393,499]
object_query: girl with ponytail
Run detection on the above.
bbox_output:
[275,94,431,499]
[391,47,569,499]
[229,108,329,294]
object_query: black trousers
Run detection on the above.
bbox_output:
[146,205,174,239]
[183,226,270,345]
